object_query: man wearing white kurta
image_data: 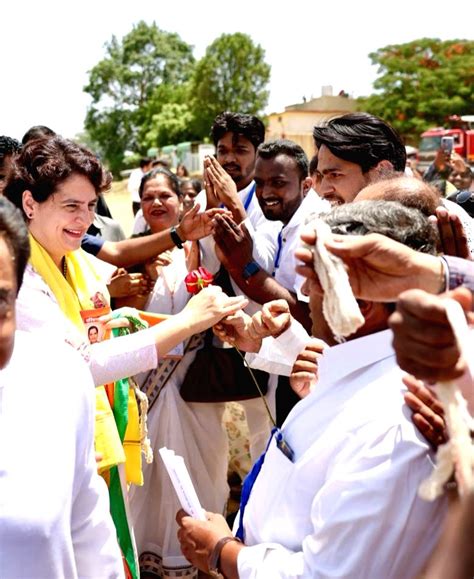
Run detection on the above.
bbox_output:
[176,201,447,578]
[0,331,124,579]
[236,330,446,578]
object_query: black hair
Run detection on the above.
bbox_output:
[0,197,30,292]
[257,139,309,181]
[21,125,56,145]
[139,167,181,199]
[180,177,202,195]
[313,113,407,173]
[0,136,22,160]
[309,154,318,177]
[211,112,265,150]
[139,158,152,169]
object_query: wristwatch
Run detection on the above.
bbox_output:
[242,260,261,281]
[208,536,242,576]
[170,226,184,249]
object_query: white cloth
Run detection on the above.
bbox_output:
[128,250,229,576]
[236,330,447,579]
[128,167,144,204]
[246,319,312,377]
[16,264,158,386]
[0,331,123,578]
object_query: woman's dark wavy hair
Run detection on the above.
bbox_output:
[138,167,182,199]
[313,113,407,173]
[3,136,112,219]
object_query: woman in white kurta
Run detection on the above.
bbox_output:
[3,138,247,579]
[121,168,230,579]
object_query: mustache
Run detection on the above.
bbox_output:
[223,163,241,171]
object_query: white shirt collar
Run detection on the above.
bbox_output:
[238,179,255,198]
[318,329,394,386]
[283,189,330,232]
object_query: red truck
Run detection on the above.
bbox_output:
[417,115,474,174]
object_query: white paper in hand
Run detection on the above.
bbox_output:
[159,447,207,521]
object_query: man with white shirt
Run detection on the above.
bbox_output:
[177,200,447,579]
[213,140,328,422]
[213,140,329,330]
[206,111,269,229]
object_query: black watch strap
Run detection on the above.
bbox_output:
[170,226,184,249]
[242,260,261,280]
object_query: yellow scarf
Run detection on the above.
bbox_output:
[29,234,142,483]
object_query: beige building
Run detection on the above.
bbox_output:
[265,89,357,160]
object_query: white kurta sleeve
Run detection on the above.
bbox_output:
[17,266,158,386]
[237,423,446,579]
[245,319,311,376]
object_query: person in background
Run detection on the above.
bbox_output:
[180,177,202,214]
[0,136,22,194]
[0,196,124,578]
[128,158,153,215]
[176,163,189,178]
[3,135,248,578]
[116,167,232,579]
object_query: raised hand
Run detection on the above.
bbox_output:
[213,310,262,352]
[181,285,248,334]
[430,206,470,260]
[403,374,446,448]
[250,299,292,340]
[295,227,445,302]
[290,339,326,398]
[389,287,473,383]
[177,204,232,241]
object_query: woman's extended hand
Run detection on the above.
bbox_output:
[181,285,248,334]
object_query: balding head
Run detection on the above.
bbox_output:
[355,176,440,217]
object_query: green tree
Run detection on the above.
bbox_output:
[84,21,194,174]
[358,38,474,143]
[190,33,271,137]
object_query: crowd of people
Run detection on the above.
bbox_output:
[0,110,473,579]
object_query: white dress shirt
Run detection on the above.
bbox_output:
[257,189,329,296]
[236,330,447,579]
[0,332,124,578]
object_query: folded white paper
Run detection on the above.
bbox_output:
[159,447,206,521]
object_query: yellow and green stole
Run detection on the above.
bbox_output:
[29,234,141,579]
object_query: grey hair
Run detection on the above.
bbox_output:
[315,200,439,255]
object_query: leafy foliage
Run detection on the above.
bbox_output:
[358,38,474,143]
[189,33,271,137]
[84,21,194,174]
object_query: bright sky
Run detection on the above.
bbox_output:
[2,0,473,141]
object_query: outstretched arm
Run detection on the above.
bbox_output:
[96,206,228,267]
[295,229,447,302]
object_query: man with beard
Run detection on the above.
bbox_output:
[313,112,474,257]
[212,139,328,424]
